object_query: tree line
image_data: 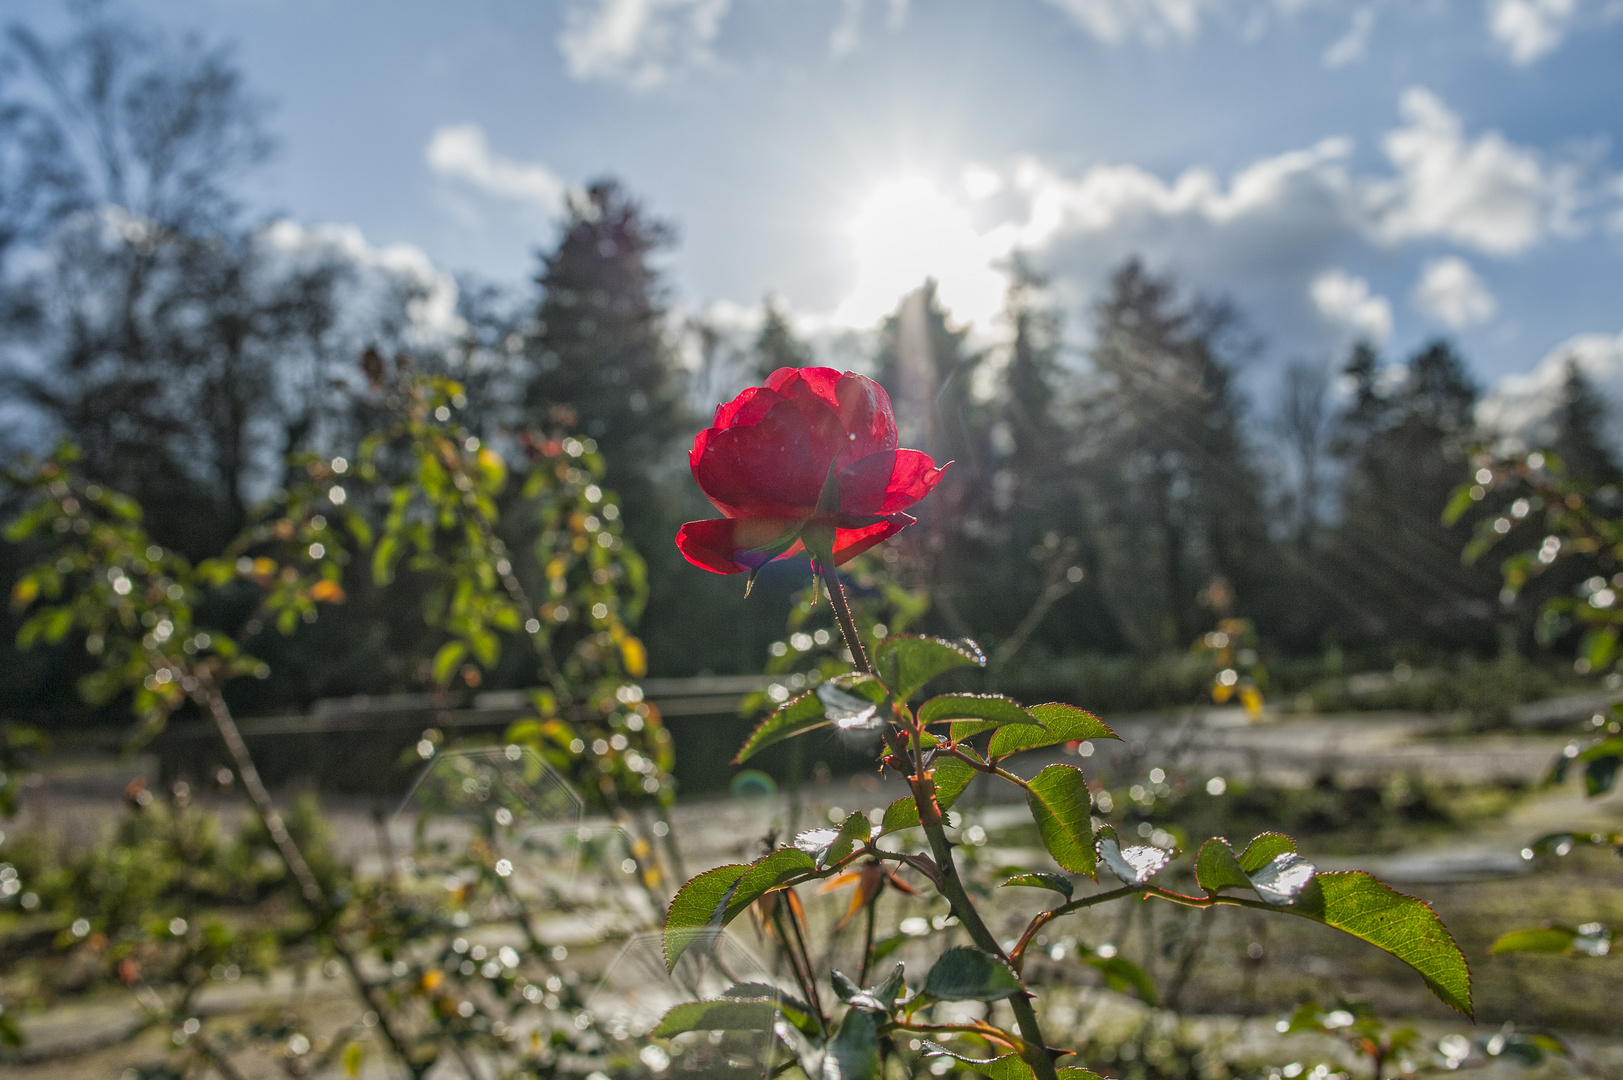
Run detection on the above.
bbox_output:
[1,8,1613,725]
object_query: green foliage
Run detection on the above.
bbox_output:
[920,946,1023,1002]
[1025,763,1097,876]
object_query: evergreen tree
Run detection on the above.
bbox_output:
[523,180,685,499]
[751,296,812,380]
[1550,359,1620,483]
[1079,260,1275,651]
[1327,339,1496,644]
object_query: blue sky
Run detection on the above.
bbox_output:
[14,0,1623,421]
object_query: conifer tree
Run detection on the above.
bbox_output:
[750,296,812,380]
[523,180,685,499]
[1550,358,1620,483]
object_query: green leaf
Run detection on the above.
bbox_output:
[1194,838,1252,895]
[873,634,984,700]
[881,796,920,833]
[654,998,784,1036]
[660,849,816,968]
[826,1008,881,1080]
[1290,871,1473,1016]
[921,946,1023,1002]
[1489,927,1576,955]
[921,1045,1033,1080]
[879,757,978,831]
[664,863,749,969]
[1578,737,1623,796]
[431,641,467,687]
[795,811,871,868]
[371,536,398,585]
[734,692,830,764]
[1238,832,1298,873]
[999,872,1073,898]
[918,693,1037,732]
[1025,763,1095,876]
[1096,833,1171,885]
[986,703,1117,761]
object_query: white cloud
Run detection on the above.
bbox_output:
[818,87,1609,351]
[558,0,730,89]
[1488,0,1578,64]
[260,219,466,346]
[1479,329,1623,450]
[1321,5,1374,67]
[1412,256,1497,329]
[1310,269,1393,342]
[425,125,569,214]
[1368,87,1580,255]
[1038,0,1211,44]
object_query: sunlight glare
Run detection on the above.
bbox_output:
[833,176,1014,331]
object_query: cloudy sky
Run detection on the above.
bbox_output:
[17,0,1623,411]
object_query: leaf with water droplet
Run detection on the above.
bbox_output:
[1097,831,1172,885]
[1249,852,1317,906]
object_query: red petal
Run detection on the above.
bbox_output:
[837,449,949,516]
[833,372,897,464]
[832,517,910,565]
[693,397,843,518]
[691,386,787,470]
[675,518,804,574]
[763,368,898,468]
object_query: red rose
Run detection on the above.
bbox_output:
[677,366,948,575]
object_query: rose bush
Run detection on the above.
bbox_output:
[676,366,947,578]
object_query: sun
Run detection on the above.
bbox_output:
[833,174,1014,331]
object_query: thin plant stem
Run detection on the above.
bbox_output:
[817,560,870,675]
[191,672,427,1079]
[908,721,1060,1080]
[858,890,878,987]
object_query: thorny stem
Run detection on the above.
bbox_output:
[820,556,1057,1076]
[906,720,1060,1080]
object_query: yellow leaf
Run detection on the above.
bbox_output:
[1240,686,1263,717]
[309,580,346,603]
[1211,682,1233,704]
[619,635,648,678]
[10,578,38,608]
[342,1041,364,1077]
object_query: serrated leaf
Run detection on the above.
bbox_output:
[878,757,977,832]
[920,1045,1032,1080]
[1489,927,1576,955]
[663,848,815,968]
[999,872,1073,898]
[735,692,830,763]
[1025,763,1095,876]
[986,703,1117,761]
[873,634,984,700]
[1097,834,1171,885]
[796,810,871,869]
[1195,838,1252,895]
[1238,832,1297,873]
[918,694,1037,731]
[1248,852,1317,905]
[654,998,784,1036]
[1290,871,1473,1016]
[664,863,749,969]
[881,796,919,833]
[825,1008,880,1080]
[922,946,1023,1002]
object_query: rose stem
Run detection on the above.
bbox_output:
[820,558,1060,1079]
[816,559,871,675]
